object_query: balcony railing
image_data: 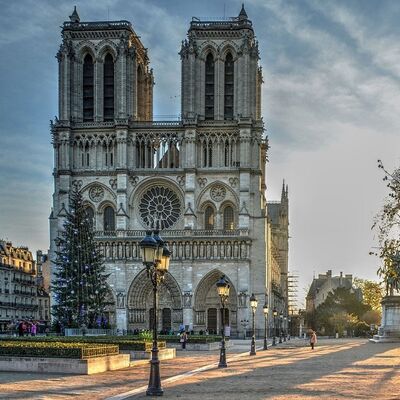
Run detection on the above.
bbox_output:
[94,229,249,239]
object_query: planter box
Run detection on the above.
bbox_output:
[168,341,233,351]
[0,354,130,375]
[122,348,176,360]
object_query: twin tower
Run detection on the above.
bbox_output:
[50,6,288,335]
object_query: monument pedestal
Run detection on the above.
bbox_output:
[370,296,400,343]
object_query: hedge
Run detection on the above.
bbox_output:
[0,336,166,351]
[158,335,223,343]
[0,341,119,359]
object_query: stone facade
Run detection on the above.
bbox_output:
[49,6,288,336]
[306,270,361,313]
[0,241,50,330]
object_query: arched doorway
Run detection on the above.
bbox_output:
[194,270,238,335]
[127,269,183,333]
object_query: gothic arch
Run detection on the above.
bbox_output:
[77,43,96,61]
[194,269,237,310]
[199,42,219,60]
[81,182,117,204]
[97,40,118,61]
[128,269,183,309]
[196,180,239,211]
[219,41,239,60]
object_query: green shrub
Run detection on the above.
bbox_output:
[0,341,118,359]
[0,336,165,351]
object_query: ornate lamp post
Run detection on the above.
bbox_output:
[272,308,277,346]
[279,312,283,343]
[263,301,269,350]
[249,293,258,356]
[288,317,291,340]
[216,275,230,368]
[139,230,171,397]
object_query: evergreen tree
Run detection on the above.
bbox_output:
[52,189,110,329]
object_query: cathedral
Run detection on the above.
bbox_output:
[49,5,289,335]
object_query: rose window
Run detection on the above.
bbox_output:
[139,186,181,230]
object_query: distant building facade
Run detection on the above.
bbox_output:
[306,270,361,313]
[267,182,289,317]
[0,241,38,330]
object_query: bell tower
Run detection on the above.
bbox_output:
[180,4,262,121]
[57,6,153,123]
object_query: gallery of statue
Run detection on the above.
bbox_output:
[49,6,289,335]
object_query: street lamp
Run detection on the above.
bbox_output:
[272,308,277,346]
[249,293,258,356]
[140,230,171,397]
[288,317,291,340]
[279,312,283,343]
[283,316,287,342]
[216,275,230,368]
[263,301,269,350]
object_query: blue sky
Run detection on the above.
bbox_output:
[0,0,399,305]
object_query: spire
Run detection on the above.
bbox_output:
[69,6,80,23]
[281,179,286,199]
[238,3,248,20]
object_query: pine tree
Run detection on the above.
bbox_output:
[52,189,110,329]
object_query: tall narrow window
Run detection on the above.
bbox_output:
[224,53,234,119]
[83,54,94,121]
[137,66,144,121]
[104,206,115,231]
[205,53,215,120]
[205,206,215,230]
[103,54,114,120]
[85,207,95,227]
[223,206,234,230]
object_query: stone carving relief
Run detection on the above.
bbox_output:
[109,179,117,190]
[197,177,207,188]
[229,177,239,188]
[89,185,104,202]
[72,180,83,190]
[238,291,247,308]
[210,185,226,202]
[177,176,185,187]
[129,175,139,187]
[116,293,125,308]
[183,292,193,308]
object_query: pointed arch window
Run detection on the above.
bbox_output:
[205,53,215,120]
[85,206,95,228]
[104,206,115,231]
[223,206,234,230]
[103,53,114,121]
[83,54,94,121]
[205,206,215,230]
[224,53,234,119]
[137,65,145,121]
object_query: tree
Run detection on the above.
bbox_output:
[52,189,110,329]
[353,278,384,311]
[372,161,400,295]
[314,287,370,335]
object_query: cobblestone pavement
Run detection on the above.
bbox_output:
[0,339,399,399]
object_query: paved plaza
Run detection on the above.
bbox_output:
[0,339,399,399]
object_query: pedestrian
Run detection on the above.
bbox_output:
[180,331,188,350]
[18,322,24,337]
[310,330,317,350]
[31,322,37,336]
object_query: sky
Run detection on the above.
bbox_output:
[0,0,399,307]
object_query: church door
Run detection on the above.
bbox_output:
[162,308,171,332]
[207,308,217,334]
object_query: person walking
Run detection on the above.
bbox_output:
[180,331,188,350]
[310,330,317,350]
